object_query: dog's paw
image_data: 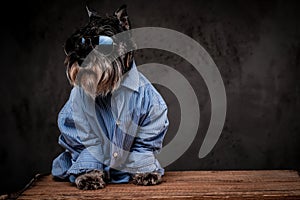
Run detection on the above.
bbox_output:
[132,172,162,186]
[75,170,106,190]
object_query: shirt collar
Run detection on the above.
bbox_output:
[120,61,140,93]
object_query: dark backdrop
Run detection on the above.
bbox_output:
[1,0,300,194]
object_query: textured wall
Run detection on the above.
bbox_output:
[1,0,300,194]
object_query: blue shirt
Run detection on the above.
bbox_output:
[52,62,169,183]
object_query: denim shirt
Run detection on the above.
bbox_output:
[52,62,169,183]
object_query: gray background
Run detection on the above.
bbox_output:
[1,0,300,194]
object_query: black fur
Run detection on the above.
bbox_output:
[132,172,162,186]
[75,170,106,190]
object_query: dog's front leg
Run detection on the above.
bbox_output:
[75,170,106,190]
[132,172,162,186]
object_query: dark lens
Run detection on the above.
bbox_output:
[91,36,100,45]
[81,37,86,44]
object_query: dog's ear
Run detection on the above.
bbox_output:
[114,4,131,30]
[86,5,99,18]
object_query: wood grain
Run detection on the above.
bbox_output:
[18,170,300,199]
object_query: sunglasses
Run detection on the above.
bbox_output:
[64,35,116,57]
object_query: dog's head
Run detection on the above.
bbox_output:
[63,5,135,98]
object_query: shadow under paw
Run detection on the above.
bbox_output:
[75,170,106,190]
[133,172,162,186]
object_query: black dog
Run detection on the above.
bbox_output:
[52,5,169,190]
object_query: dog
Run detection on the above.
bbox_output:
[51,5,169,190]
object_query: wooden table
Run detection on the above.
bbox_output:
[16,170,300,199]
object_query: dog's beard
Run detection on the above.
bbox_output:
[67,50,123,98]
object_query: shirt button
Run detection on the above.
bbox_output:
[116,120,121,125]
[113,152,118,158]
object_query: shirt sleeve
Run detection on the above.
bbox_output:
[52,87,104,182]
[123,86,169,174]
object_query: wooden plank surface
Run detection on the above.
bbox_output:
[17,170,300,199]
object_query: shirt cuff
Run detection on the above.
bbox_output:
[67,148,104,176]
[121,151,164,175]
[52,151,72,179]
